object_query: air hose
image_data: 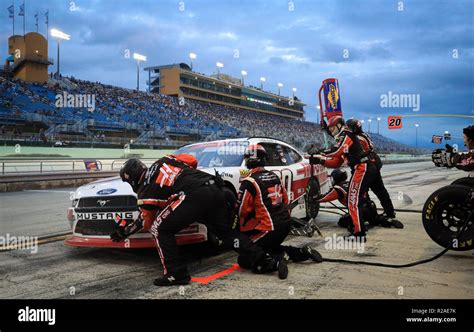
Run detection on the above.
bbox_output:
[317,208,472,268]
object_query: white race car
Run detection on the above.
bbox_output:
[65,137,330,248]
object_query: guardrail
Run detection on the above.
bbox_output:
[0,158,158,175]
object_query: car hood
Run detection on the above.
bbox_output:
[76,176,135,198]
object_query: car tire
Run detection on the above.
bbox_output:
[305,178,320,220]
[422,184,473,251]
[450,177,474,187]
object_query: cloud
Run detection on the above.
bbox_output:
[0,0,472,148]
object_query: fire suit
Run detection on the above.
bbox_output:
[452,150,474,171]
[236,167,313,267]
[123,154,261,277]
[315,129,377,235]
[357,132,396,218]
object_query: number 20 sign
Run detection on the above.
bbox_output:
[387,116,402,129]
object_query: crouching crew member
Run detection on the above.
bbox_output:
[236,144,323,279]
[111,155,270,286]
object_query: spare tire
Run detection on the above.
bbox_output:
[422,184,473,251]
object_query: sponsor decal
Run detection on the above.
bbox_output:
[239,169,251,180]
[96,188,117,195]
[348,182,359,207]
[219,171,234,179]
[84,160,100,171]
[76,212,134,220]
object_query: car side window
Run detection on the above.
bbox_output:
[260,143,287,166]
[284,146,302,165]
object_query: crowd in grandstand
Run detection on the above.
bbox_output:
[0,76,422,153]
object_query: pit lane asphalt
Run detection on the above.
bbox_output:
[0,161,473,299]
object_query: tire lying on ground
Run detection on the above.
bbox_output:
[422,184,473,251]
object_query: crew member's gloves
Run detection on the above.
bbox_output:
[110,227,127,242]
[432,149,444,167]
[110,216,129,242]
[432,148,454,168]
[309,155,324,165]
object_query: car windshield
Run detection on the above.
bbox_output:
[174,141,249,168]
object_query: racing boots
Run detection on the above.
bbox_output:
[301,245,323,263]
[379,213,404,229]
[154,270,191,286]
[277,253,289,279]
[252,253,288,279]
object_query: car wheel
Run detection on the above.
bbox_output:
[422,184,473,251]
[450,177,474,187]
[305,178,320,219]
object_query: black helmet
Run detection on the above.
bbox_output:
[463,125,474,140]
[120,159,147,192]
[331,169,348,185]
[244,144,267,169]
[346,118,363,134]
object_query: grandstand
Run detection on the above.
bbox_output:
[144,63,305,119]
[0,75,422,154]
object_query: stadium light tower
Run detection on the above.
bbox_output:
[368,118,372,133]
[241,70,247,85]
[277,82,283,95]
[133,53,147,91]
[260,77,266,89]
[50,28,70,79]
[377,117,381,135]
[292,87,297,98]
[415,124,419,150]
[216,62,224,79]
[189,52,197,70]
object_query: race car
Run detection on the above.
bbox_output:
[65,137,330,248]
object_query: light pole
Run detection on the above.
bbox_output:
[277,82,283,95]
[292,87,297,98]
[415,124,419,150]
[241,70,247,85]
[133,53,147,91]
[216,62,224,79]
[189,52,197,70]
[50,28,70,79]
[260,77,266,89]
[377,117,381,135]
[361,120,365,131]
[368,119,372,133]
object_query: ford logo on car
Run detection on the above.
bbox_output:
[96,188,117,195]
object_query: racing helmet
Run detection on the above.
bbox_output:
[327,116,345,137]
[120,158,147,192]
[331,169,348,185]
[244,144,267,169]
[346,118,363,134]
